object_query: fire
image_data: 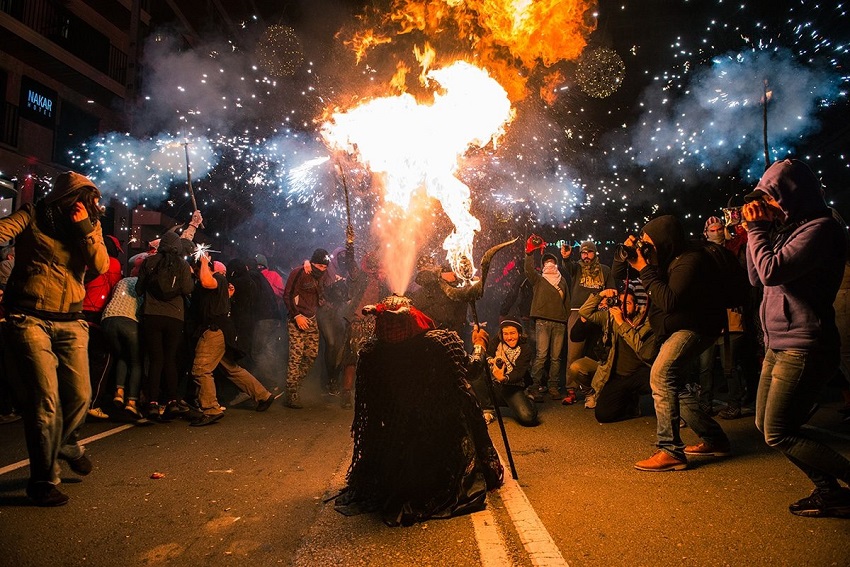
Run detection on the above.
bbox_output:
[321,60,514,293]
[346,0,598,102]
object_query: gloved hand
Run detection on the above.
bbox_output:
[472,325,489,349]
[525,234,545,255]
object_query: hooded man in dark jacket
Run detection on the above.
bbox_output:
[744,159,850,518]
[626,215,731,472]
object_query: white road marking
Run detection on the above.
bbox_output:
[495,453,569,567]
[471,508,512,567]
[0,424,133,476]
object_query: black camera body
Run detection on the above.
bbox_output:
[606,295,620,307]
[614,241,654,263]
[494,358,505,369]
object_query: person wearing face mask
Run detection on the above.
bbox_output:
[559,240,615,404]
[627,215,731,472]
[473,319,538,427]
[283,248,331,409]
[0,171,109,506]
[524,235,571,403]
[744,158,850,518]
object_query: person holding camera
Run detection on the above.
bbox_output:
[625,215,731,472]
[524,235,571,403]
[574,287,655,423]
[471,319,539,427]
[744,159,850,518]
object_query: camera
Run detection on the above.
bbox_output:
[614,241,654,263]
[606,296,620,307]
[494,358,505,369]
[722,206,742,226]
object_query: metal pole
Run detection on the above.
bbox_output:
[763,80,770,171]
[470,302,518,480]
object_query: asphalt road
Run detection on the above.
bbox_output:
[1,380,850,567]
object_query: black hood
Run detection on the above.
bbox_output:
[158,231,182,255]
[641,215,686,270]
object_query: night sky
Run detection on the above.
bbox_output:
[71,0,850,267]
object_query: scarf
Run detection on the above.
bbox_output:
[495,341,521,376]
[542,263,562,292]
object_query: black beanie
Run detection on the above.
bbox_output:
[310,248,330,266]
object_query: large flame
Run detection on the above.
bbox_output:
[321,60,514,293]
[346,0,598,102]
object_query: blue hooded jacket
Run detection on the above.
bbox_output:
[746,159,847,350]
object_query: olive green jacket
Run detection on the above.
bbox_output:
[0,203,109,315]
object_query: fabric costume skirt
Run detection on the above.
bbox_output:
[335,329,503,526]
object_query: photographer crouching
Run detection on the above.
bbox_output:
[571,287,655,423]
[624,217,732,472]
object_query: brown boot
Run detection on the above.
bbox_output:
[634,450,687,472]
[684,440,731,457]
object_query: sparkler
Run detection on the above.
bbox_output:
[191,242,220,263]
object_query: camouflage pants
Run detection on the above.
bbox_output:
[287,318,319,395]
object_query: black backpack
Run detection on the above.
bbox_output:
[701,242,750,308]
[148,254,184,301]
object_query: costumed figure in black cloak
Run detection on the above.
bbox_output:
[335,295,504,526]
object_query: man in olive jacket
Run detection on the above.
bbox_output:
[0,172,109,507]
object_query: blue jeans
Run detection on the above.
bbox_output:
[756,348,850,490]
[102,316,143,402]
[531,319,566,390]
[3,314,91,485]
[651,330,728,460]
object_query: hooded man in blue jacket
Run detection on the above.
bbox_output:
[744,158,850,518]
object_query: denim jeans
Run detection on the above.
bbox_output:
[651,330,728,460]
[697,332,746,408]
[102,316,143,402]
[3,314,91,485]
[531,319,566,389]
[756,348,850,489]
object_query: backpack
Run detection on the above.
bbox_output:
[701,242,750,308]
[148,255,184,301]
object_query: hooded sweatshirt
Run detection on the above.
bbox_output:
[746,159,846,351]
[638,215,726,341]
[135,231,195,320]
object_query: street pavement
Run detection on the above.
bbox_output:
[1,381,850,567]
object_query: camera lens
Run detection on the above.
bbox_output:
[614,244,636,262]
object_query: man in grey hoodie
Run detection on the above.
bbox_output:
[744,158,850,518]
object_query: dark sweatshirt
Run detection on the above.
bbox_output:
[638,215,726,341]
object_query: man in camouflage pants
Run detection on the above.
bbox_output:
[282,248,330,408]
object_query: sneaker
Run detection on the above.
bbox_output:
[147,402,161,421]
[340,390,353,410]
[634,450,688,472]
[59,453,92,476]
[789,488,850,518]
[190,413,224,427]
[718,405,742,420]
[548,386,562,400]
[161,401,182,422]
[561,389,578,405]
[26,483,69,507]
[482,410,496,425]
[86,407,109,421]
[584,393,597,409]
[0,413,22,424]
[284,392,303,409]
[684,440,731,457]
[256,392,282,412]
[227,392,252,408]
